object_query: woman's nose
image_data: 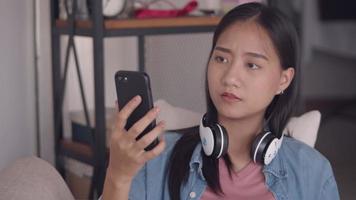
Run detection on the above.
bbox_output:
[222,61,243,88]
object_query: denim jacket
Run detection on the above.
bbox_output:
[128,132,339,200]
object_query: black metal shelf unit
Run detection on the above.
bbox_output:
[50,0,219,198]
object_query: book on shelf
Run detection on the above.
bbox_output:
[69,108,116,147]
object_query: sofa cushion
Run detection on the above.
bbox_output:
[155,99,321,147]
[283,110,321,147]
[0,156,75,200]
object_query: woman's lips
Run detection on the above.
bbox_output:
[221,92,242,102]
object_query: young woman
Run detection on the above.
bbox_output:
[102,2,339,200]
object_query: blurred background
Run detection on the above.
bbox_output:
[1,0,355,199]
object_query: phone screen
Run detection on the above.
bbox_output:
[115,70,159,151]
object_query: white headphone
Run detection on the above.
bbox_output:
[199,114,228,159]
[199,114,283,165]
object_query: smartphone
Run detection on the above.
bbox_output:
[114,70,159,151]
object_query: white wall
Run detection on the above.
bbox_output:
[146,34,212,113]
[0,0,36,170]
[37,0,54,164]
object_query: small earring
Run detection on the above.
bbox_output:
[280,90,284,95]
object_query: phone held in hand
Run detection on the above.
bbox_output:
[114,70,159,151]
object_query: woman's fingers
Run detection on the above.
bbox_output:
[115,95,141,130]
[142,133,166,161]
[127,106,160,140]
[134,120,166,151]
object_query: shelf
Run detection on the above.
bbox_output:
[60,139,109,166]
[58,127,196,166]
[55,16,221,37]
[56,16,221,29]
[51,1,219,194]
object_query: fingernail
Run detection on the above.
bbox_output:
[134,95,141,101]
[154,106,160,113]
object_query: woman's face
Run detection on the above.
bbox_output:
[208,21,294,121]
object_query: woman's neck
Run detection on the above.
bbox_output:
[218,113,264,171]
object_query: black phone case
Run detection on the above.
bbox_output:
[115,70,159,151]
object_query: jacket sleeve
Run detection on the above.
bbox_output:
[97,166,146,200]
[128,164,147,200]
[320,170,340,200]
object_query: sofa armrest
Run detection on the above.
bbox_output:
[0,156,74,200]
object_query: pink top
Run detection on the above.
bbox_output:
[200,159,275,200]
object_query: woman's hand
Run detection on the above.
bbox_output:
[106,95,166,187]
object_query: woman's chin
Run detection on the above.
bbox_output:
[217,108,246,121]
[217,107,266,123]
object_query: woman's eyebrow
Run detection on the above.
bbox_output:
[215,47,268,61]
[214,46,232,54]
[245,52,269,61]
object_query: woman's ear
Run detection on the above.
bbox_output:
[277,67,295,94]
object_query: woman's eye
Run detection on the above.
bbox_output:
[247,63,260,70]
[214,56,228,64]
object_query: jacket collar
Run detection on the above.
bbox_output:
[263,139,288,200]
[263,150,287,178]
[189,143,205,180]
[189,141,288,175]
[188,138,289,198]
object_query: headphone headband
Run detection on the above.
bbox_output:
[199,113,283,165]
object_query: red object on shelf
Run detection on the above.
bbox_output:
[134,0,198,19]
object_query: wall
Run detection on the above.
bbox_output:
[302,0,356,62]
[37,0,54,164]
[0,0,36,169]
[301,0,356,99]
[146,34,212,113]
[64,37,138,112]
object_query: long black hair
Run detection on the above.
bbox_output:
[168,2,300,199]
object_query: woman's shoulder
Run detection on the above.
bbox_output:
[280,136,334,176]
[272,136,339,199]
[282,136,327,162]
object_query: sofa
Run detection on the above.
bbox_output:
[0,156,75,200]
[0,101,322,199]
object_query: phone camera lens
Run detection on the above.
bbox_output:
[118,76,128,82]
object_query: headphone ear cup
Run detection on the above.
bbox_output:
[251,131,275,165]
[199,114,228,159]
[220,125,229,157]
[209,125,222,158]
[199,121,215,157]
[209,124,228,159]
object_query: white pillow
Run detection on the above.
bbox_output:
[283,110,321,147]
[155,99,201,130]
[155,99,321,147]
